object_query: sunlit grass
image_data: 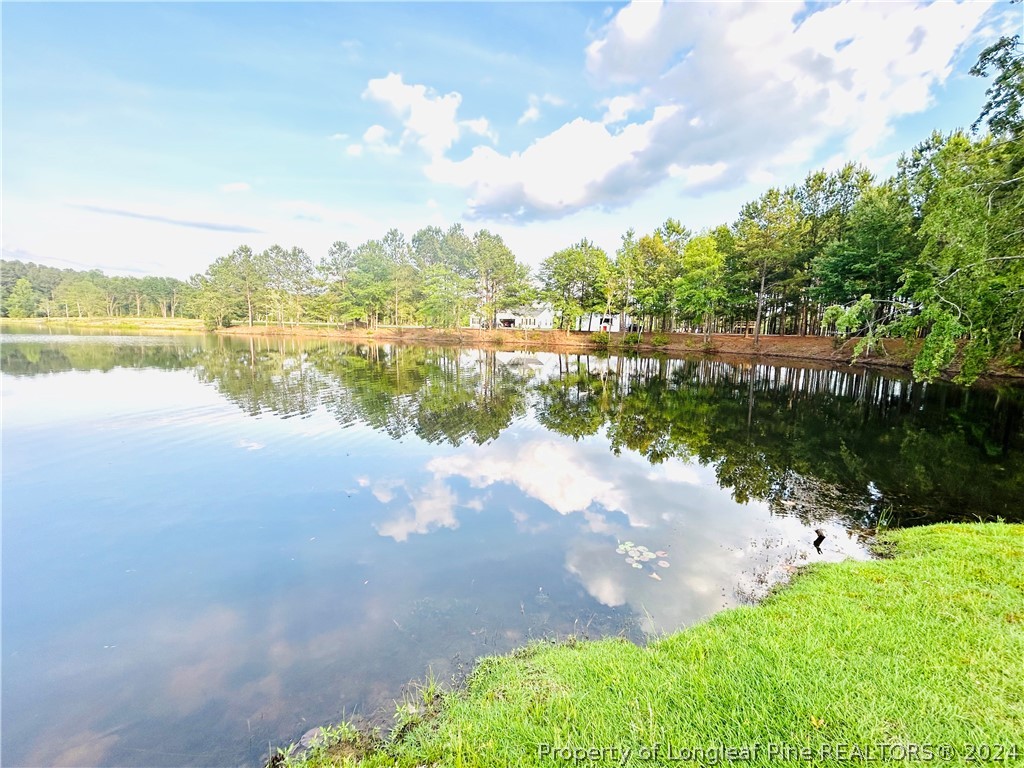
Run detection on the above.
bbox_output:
[0,316,203,332]
[290,523,1023,767]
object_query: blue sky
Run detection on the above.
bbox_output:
[3,1,1019,278]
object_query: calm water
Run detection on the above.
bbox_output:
[3,331,1022,767]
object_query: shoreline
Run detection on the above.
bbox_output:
[5,318,1021,380]
[283,522,1024,767]
[215,324,1024,382]
[217,324,899,364]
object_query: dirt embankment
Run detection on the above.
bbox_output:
[217,324,933,370]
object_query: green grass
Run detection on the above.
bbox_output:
[294,524,1024,767]
[1,316,204,332]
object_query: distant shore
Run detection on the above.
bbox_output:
[4,317,1022,380]
[217,323,911,366]
[0,316,204,334]
[218,323,1024,381]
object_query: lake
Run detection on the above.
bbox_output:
[3,331,1022,767]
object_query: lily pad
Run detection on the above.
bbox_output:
[631,563,643,569]
[655,551,668,557]
[625,557,636,565]
[657,560,670,568]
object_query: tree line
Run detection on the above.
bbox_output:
[180,33,1024,384]
[186,228,533,332]
[3,35,1020,384]
[0,260,189,321]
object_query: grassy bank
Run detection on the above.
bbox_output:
[292,523,1023,767]
[0,316,204,333]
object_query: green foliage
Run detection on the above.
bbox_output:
[591,331,610,346]
[539,239,610,332]
[893,129,1024,382]
[5,277,38,318]
[275,721,371,768]
[474,230,533,329]
[735,186,806,341]
[970,34,1023,137]
[632,227,683,328]
[651,333,669,347]
[675,233,726,339]
[1,260,192,320]
[622,332,642,345]
[810,184,915,306]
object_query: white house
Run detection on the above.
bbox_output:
[472,303,556,329]
[575,313,639,332]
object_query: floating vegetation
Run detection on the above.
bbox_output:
[616,540,670,579]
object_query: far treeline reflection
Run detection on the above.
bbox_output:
[4,335,1022,528]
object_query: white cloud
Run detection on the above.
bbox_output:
[585,0,992,172]
[518,105,540,125]
[426,105,682,219]
[361,124,400,155]
[375,479,460,541]
[667,162,727,188]
[220,181,250,193]
[427,439,628,519]
[601,93,645,125]
[362,72,496,158]
[517,93,566,126]
[646,459,701,486]
[356,2,992,222]
[371,480,400,504]
[613,0,662,42]
[462,116,497,143]
[328,132,348,141]
[346,143,364,157]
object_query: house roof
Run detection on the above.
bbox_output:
[516,305,552,318]
[497,303,553,318]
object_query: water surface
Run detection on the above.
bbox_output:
[3,332,1022,766]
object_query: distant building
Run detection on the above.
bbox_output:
[575,313,637,332]
[471,303,556,330]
